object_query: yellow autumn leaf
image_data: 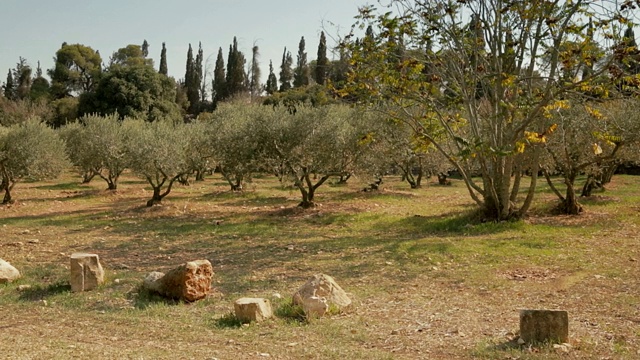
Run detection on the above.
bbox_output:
[592,143,603,155]
[515,141,526,153]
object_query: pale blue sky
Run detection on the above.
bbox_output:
[0,0,372,85]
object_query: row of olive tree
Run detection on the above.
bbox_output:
[55,104,457,208]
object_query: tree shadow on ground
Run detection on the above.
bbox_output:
[17,281,71,301]
[129,286,182,309]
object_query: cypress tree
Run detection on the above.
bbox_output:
[249,45,261,99]
[196,42,205,103]
[213,47,227,103]
[226,37,246,97]
[279,47,293,92]
[159,42,168,75]
[293,36,310,88]
[265,60,278,95]
[142,40,150,58]
[4,69,15,100]
[315,31,329,85]
[185,44,200,114]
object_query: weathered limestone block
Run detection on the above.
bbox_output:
[144,260,213,302]
[520,310,569,344]
[234,297,273,323]
[301,296,329,318]
[293,274,351,317]
[70,253,104,292]
[0,259,21,284]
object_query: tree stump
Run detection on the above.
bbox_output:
[519,310,569,344]
[70,253,105,292]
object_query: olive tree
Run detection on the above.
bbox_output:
[60,114,130,189]
[0,119,68,204]
[208,103,265,191]
[260,105,370,208]
[344,0,626,220]
[124,119,193,206]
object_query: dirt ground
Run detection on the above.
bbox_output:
[1,173,639,359]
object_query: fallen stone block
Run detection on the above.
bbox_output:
[0,259,21,284]
[520,309,569,344]
[234,297,273,323]
[143,260,213,302]
[293,274,351,317]
[70,253,104,292]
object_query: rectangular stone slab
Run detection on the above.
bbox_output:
[520,309,569,344]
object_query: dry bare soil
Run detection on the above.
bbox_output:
[1,172,639,359]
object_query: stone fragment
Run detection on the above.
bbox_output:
[519,310,569,344]
[143,260,213,302]
[234,297,273,323]
[0,259,21,283]
[293,274,351,307]
[70,253,105,292]
[301,296,329,317]
[292,274,351,317]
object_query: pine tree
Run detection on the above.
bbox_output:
[4,69,15,100]
[315,31,329,85]
[249,45,261,100]
[265,60,278,95]
[213,47,227,103]
[293,37,310,88]
[142,40,150,58]
[279,47,293,91]
[159,42,168,75]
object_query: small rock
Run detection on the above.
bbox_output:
[272,293,282,299]
[517,338,526,345]
[17,285,31,291]
[114,279,121,284]
[0,259,21,283]
[234,297,273,323]
[292,274,351,317]
[27,239,39,244]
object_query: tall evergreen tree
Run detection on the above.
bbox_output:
[30,61,50,101]
[141,40,150,58]
[159,42,168,75]
[184,43,201,114]
[213,47,227,103]
[265,60,278,95]
[249,45,261,99]
[196,42,205,103]
[14,57,32,100]
[315,31,329,85]
[293,37,310,88]
[279,47,293,92]
[4,69,15,100]
[226,37,246,97]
